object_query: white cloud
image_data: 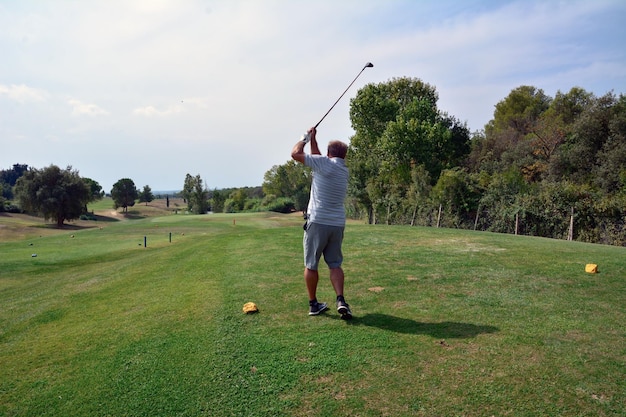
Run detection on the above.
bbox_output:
[132,97,207,117]
[67,99,109,116]
[0,84,47,103]
[135,104,183,117]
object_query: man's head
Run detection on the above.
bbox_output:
[327,140,348,159]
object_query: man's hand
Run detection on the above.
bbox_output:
[292,127,317,163]
[301,127,316,144]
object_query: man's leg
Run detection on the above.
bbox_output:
[330,267,352,319]
[305,267,328,315]
[329,267,344,296]
[305,267,319,301]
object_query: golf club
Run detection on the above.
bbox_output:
[301,62,374,143]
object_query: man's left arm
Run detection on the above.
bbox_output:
[291,139,307,164]
[291,127,321,163]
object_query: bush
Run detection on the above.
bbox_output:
[2,200,21,213]
[244,198,262,212]
[223,199,236,213]
[264,197,295,213]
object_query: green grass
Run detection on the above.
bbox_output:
[0,210,624,416]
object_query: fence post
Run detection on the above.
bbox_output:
[436,204,442,228]
[474,205,480,231]
[568,207,574,241]
[515,213,519,236]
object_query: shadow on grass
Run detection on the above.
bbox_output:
[123,211,147,219]
[31,215,120,230]
[349,313,498,338]
[89,214,120,222]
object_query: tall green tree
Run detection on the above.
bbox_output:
[210,189,226,213]
[83,178,104,202]
[487,85,551,135]
[549,92,616,186]
[227,189,247,212]
[82,177,104,212]
[407,164,432,226]
[14,165,91,227]
[473,85,551,177]
[262,160,311,212]
[431,168,479,228]
[111,178,138,213]
[182,174,209,214]
[348,77,470,223]
[0,163,29,186]
[138,185,154,206]
[591,93,626,194]
[0,163,29,199]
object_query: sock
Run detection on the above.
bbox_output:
[309,299,318,306]
[336,295,345,303]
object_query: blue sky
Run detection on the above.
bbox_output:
[1,0,625,192]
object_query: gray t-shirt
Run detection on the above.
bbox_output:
[304,154,349,227]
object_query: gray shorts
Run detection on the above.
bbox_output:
[303,222,344,270]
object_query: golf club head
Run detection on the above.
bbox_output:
[365,62,374,68]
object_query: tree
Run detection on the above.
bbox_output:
[82,177,104,212]
[14,165,91,227]
[229,188,247,212]
[431,168,479,228]
[138,185,154,206]
[111,178,138,213]
[0,163,29,186]
[262,160,311,212]
[592,93,626,194]
[486,85,552,138]
[550,92,616,186]
[475,169,528,233]
[83,178,104,201]
[182,174,209,214]
[1,182,12,201]
[348,77,471,223]
[210,189,226,213]
[474,86,551,176]
[0,163,29,199]
[407,164,432,226]
[349,78,437,223]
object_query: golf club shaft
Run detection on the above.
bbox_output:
[314,62,373,129]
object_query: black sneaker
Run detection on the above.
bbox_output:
[337,300,353,320]
[309,302,329,316]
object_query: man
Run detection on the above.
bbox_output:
[291,127,352,319]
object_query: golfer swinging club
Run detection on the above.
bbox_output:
[291,127,352,319]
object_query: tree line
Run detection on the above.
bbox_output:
[0,164,277,223]
[264,78,626,246]
[3,77,624,245]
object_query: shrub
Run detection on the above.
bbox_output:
[264,197,295,213]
